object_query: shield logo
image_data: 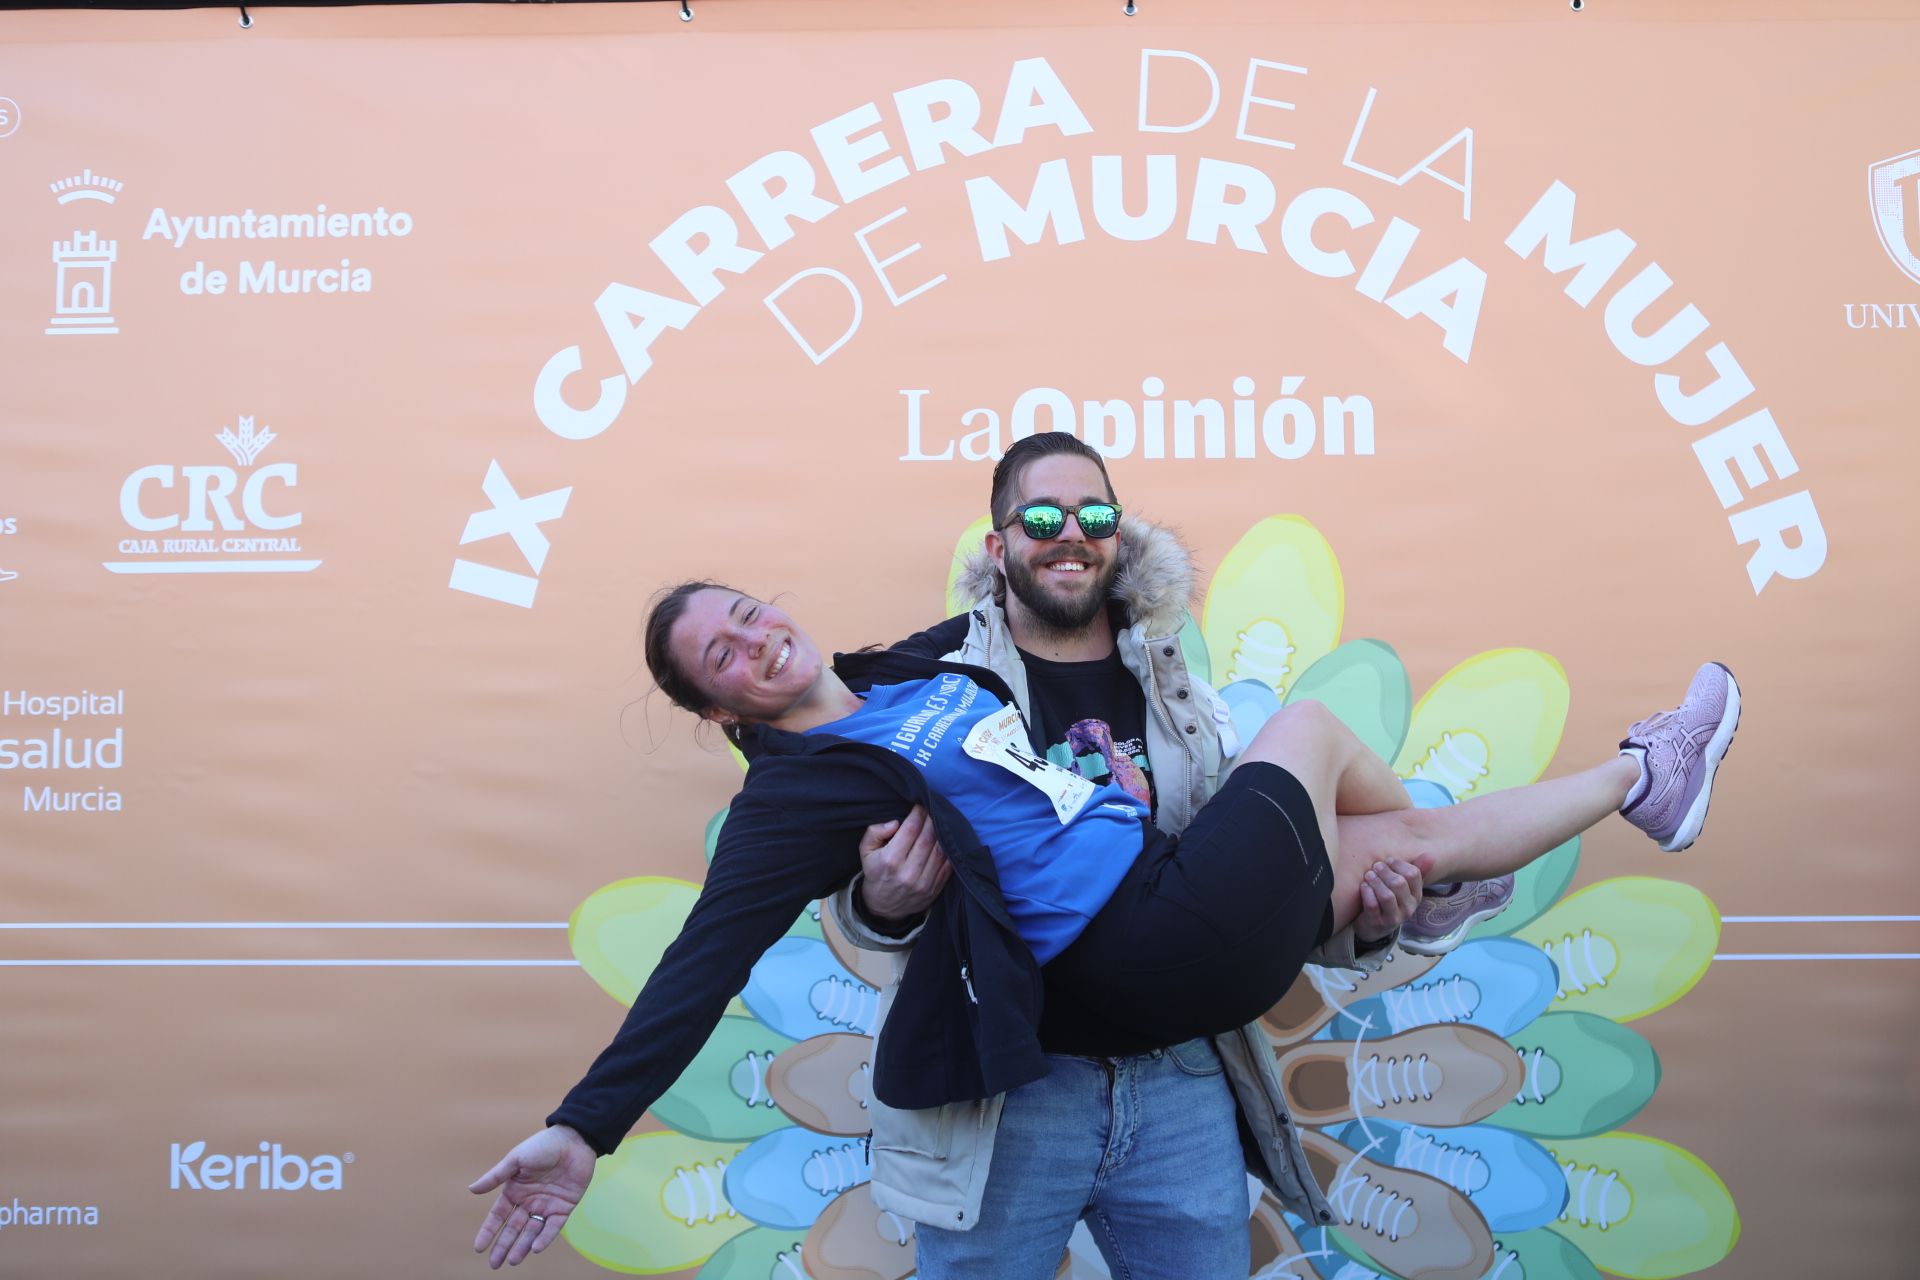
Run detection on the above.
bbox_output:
[1869,148,1920,285]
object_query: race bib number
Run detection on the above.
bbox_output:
[962,705,1096,823]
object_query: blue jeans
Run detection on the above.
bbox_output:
[913,1039,1251,1280]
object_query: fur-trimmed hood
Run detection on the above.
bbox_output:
[951,516,1198,637]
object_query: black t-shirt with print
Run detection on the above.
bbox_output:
[1016,646,1158,818]
[1018,643,1178,1056]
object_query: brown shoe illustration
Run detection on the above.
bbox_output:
[1299,1129,1494,1280]
[1249,1192,1322,1279]
[802,1182,915,1280]
[1279,1025,1524,1128]
[820,897,899,990]
[1264,950,1442,1046]
[768,1032,872,1135]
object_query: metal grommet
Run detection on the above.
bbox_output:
[680,0,693,18]
[1184,723,1197,735]
[1176,689,1189,700]
[1124,0,1137,12]
[1161,645,1175,657]
[237,4,252,27]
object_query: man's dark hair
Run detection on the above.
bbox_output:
[988,433,1118,529]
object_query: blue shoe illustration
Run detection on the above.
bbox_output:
[723,1126,873,1231]
[1402,777,1456,809]
[740,937,879,1042]
[1319,938,1558,1041]
[1219,677,1282,746]
[1331,1118,1568,1233]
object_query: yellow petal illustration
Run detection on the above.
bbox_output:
[1201,516,1344,698]
[1394,649,1569,796]
[566,1131,752,1274]
[1514,878,1720,1022]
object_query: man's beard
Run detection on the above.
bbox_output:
[1003,550,1118,637]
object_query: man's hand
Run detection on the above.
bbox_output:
[856,804,952,926]
[469,1125,596,1269]
[1354,857,1424,943]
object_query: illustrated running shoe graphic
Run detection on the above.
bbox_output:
[1245,1195,1318,1280]
[650,1014,797,1143]
[1332,1118,1568,1233]
[1497,1011,1660,1139]
[1277,1024,1522,1128]
[1405,730,1493,798]
[1201,516,1344,699]
[724,1128,874,1232]
[1299,1129,1494,1280]
[819,897,897,990]
[1544,1133,1740,1279]
[1619,662,1741,852]
[1393,649,1569,798]
[741,937,879,1042]
[569,876,706,1007]
[767,1033,873,1136]
[1402,876,1518,957]
[1295,1219,1603,1280]
[803,1182,917,1280]
[1285,639,1415,763]
[1221,677,1283,747]
[1319,938,1558,1041]
[1513,878,1719,1022]
[693,1225,810,1280]
[563,1131,750,1273]
[1264,951,1442,1046]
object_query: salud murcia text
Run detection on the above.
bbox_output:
[2,689,126,814]
[144,202,413,297]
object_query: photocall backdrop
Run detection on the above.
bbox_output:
[2,2,1916,1277]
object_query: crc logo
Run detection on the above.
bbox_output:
[169,1140,351,1191]
[107,416,320,575]
[120,416,299,533]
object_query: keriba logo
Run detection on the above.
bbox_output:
[168,1141,352,1191]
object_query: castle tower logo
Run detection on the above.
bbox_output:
[1868,148,1920,286]
[47,230,119,336]
[106,417,321,576]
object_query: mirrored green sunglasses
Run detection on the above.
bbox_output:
[1000,502,1122,541]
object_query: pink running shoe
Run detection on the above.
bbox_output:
[1401,876,1516,956]
[1620,662,1742,852]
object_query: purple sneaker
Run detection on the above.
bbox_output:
[1400,876,1516,956]
[1620,662,1742,852]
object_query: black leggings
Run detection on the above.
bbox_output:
[1045,763,1335,1045]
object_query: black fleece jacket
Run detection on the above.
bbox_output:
[546,647,1050,1156]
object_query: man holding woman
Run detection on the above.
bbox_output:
[469,433,1738,1278]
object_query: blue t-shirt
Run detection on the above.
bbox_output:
[816,673,1150,964]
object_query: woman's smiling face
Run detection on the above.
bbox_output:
[667,588,825,727]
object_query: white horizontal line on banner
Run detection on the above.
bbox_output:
[0,922,569,930]
[1713,953,1920,961]
[0,959,582,967]
[1721,915,1920,923]
[101,561,322,574]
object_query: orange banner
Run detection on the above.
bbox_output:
[1,3,1915,1277]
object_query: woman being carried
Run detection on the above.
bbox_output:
[470,581,1740,1269]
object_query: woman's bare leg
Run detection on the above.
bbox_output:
[1236,700,1638,935]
